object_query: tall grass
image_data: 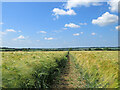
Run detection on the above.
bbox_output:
[70,51,119,88]
[2,51,68,88]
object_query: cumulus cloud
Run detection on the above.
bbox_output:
[79,23,87,25]
[92,12,118,26]
[115,25,120,30]
[52,0,104,19]
[38,31,47,34]
[18,35,25,39]
[52,0,119,20]
[0,29,18,36]
[52,8,76,18]
[65,0,103,9]
[6,29,16,32]
[73,32,83,36]
[13,35,25,40]
[44,37,54,40]
[107,0,119,12]
[65,23,80,28]
[73,33,80,36]
[53,8,76,15]
[5,29,22,33]
[91,32,96,35]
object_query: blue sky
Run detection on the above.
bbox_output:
[1,1,119,48]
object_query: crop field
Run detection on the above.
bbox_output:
[2,51,68,88]
[70,51,119,88]
[1,51,119,88]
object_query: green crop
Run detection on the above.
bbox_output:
[2,51,68,88]
[70,51,119,88]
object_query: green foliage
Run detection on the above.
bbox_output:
[69,48,73,51]
[2,51,68,88]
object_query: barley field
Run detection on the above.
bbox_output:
[70,51,119,88]
[2,51,68,88]
[1,51,119,88]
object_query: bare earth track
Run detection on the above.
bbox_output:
[51,54,86,88]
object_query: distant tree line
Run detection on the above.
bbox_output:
[0,47,119,51]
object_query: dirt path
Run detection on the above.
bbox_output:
[51,54,86,88]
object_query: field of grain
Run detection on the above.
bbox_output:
[1,51,119,88]
[2,51,68,88]
[70,51,119,88]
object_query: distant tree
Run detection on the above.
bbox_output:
[104,47,109,51]
[95,48,102,51]
[88,48,91,51]
[68,48,72,51]
[22,48,28,51]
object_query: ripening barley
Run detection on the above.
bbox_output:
[2,51,68,88]
[70,51,118,88]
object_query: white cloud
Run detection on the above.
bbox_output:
[63,28,68,30]
[65,0,103,9]
[38,31,47,34]
[52,0,104,19]
[6,29,16,32]
[91,32,96,35]
[81,32,84,34]
[73,32,83,36]
[0,22,3,25]
[44,37,54,40]
[18,30,22,32]
[73,33,80,36]
[13,35,25,40]
[52,8,76,17]
[115,25,120,30]
[18,35,25,39]
[65,23,80,28]
[79,23,87,25]
[92,12,118,26]
[0,31,6,35]
[107,0,119,12]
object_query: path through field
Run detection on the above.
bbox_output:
[52,54,86,88]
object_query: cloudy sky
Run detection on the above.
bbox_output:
[1,0,119,48]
